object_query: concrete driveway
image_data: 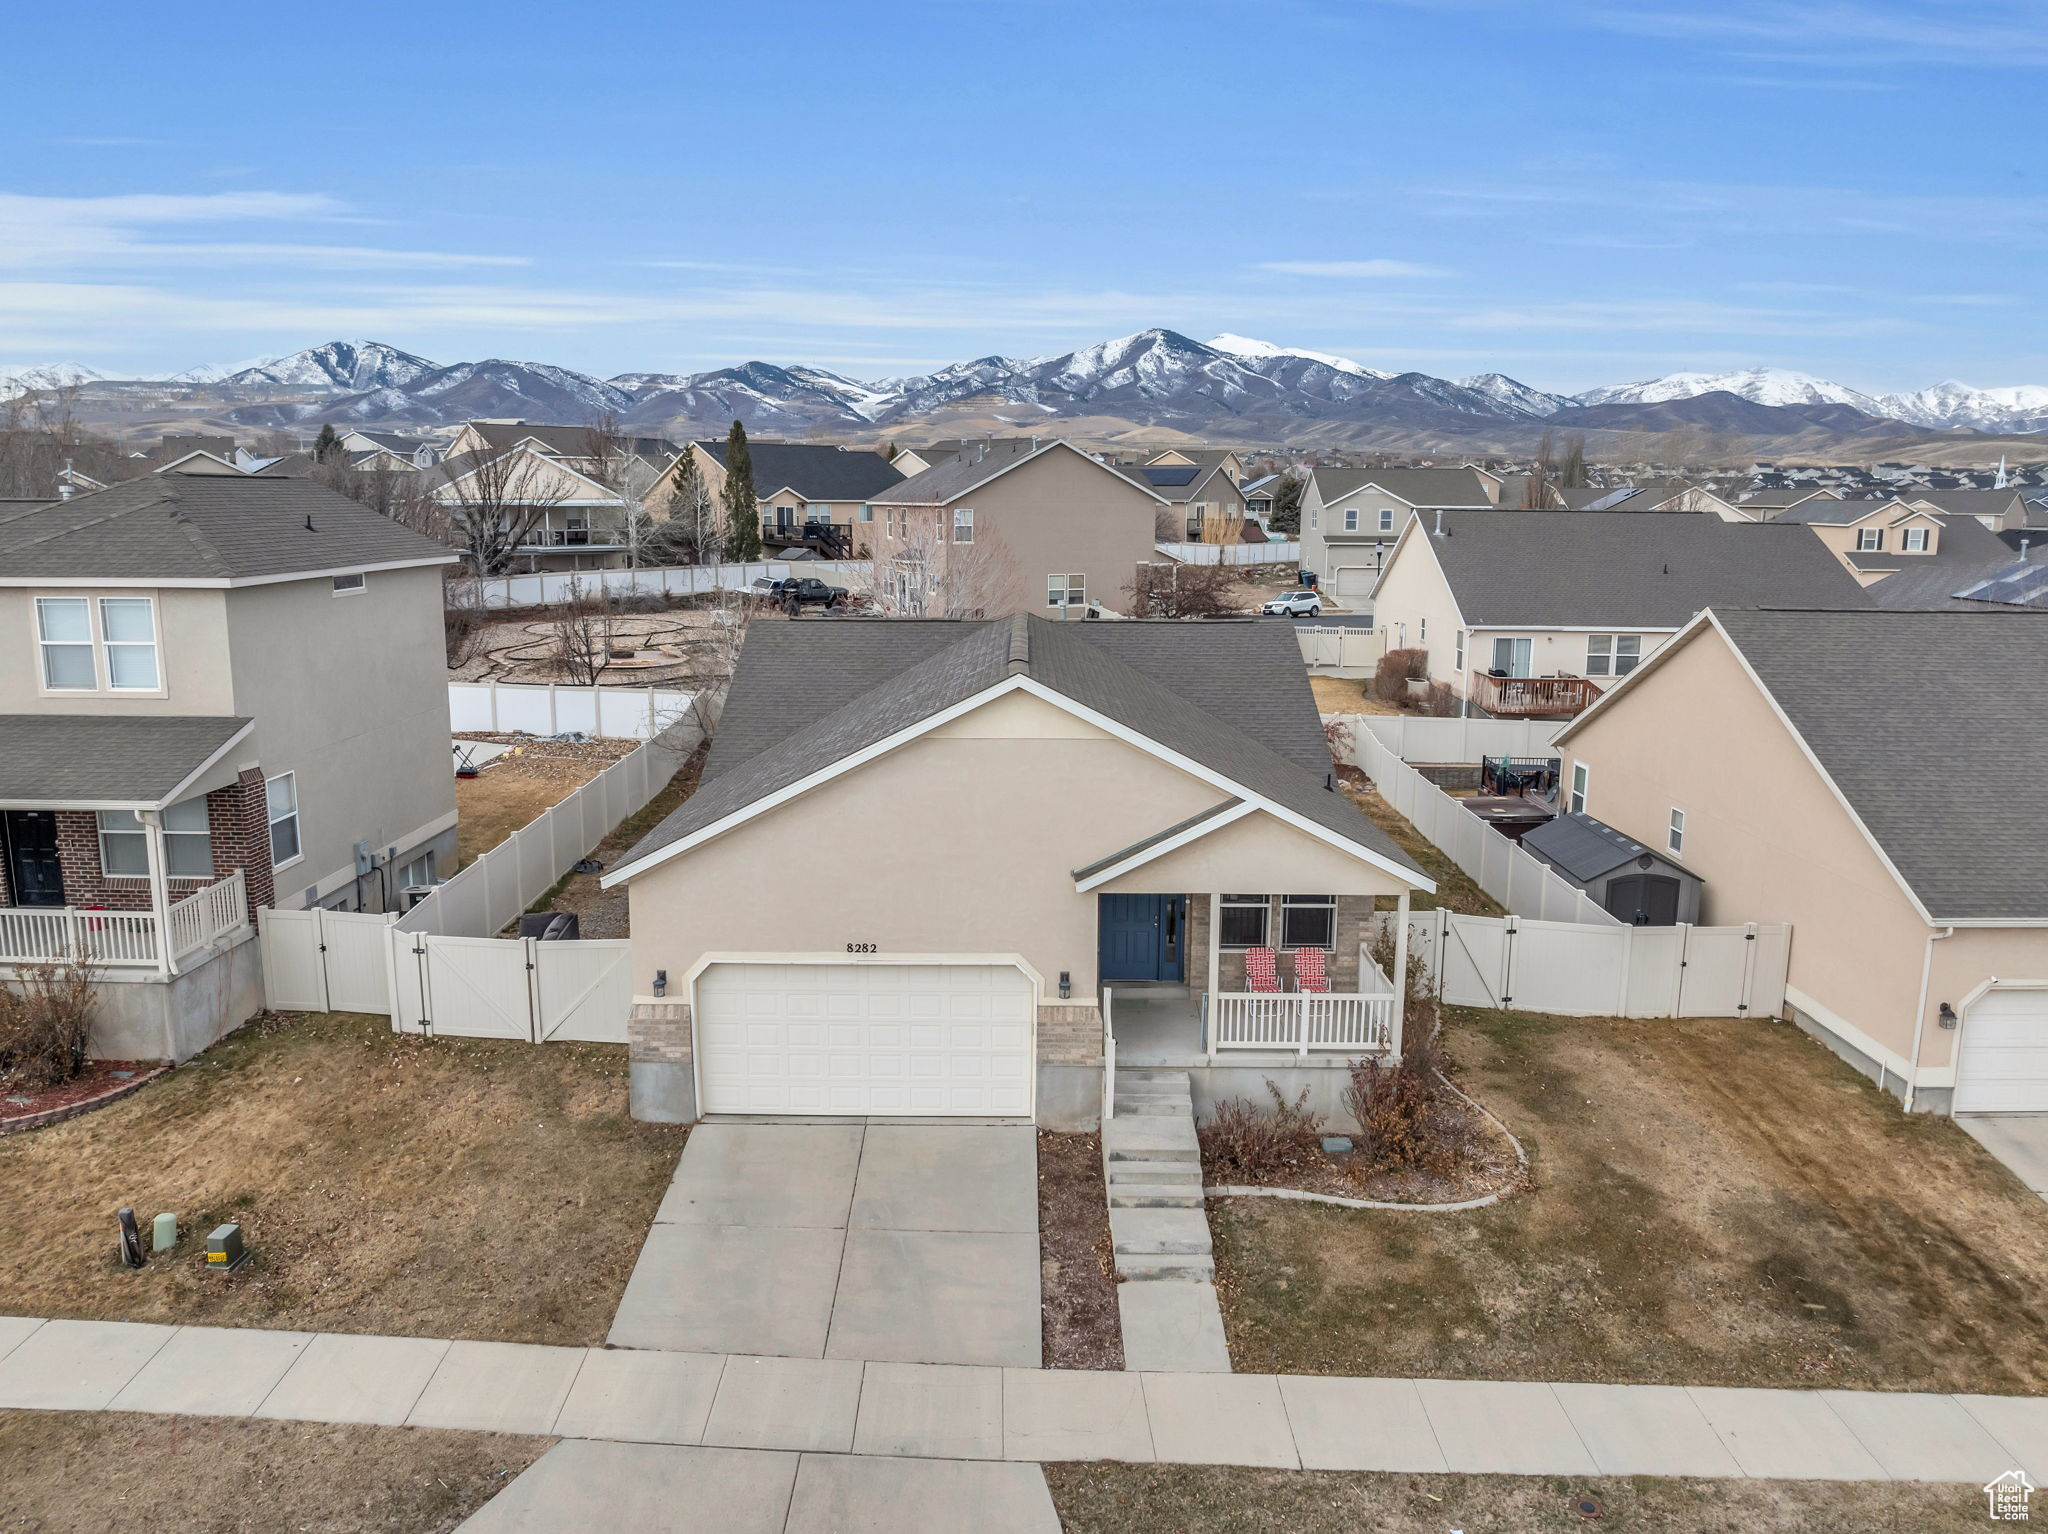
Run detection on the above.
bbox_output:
[1960,1115,2048,1201]
[609,1123,1041,1367]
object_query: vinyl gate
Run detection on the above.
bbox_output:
[262,911,632,1043]
[1394,908,1792,1019]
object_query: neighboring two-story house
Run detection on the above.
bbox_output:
[865,439,1165,617]
[1126,450,1251,543]
[434,422,673,571]
[1366,510,1873,716]
[0,475,458,1060]
[1298,466,1500,607]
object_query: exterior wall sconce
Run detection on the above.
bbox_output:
[654,969,668,998]
[1938,1002,1958,1029]
[1058,971,1071,999]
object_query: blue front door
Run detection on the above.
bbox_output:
[1098,894,1185,982]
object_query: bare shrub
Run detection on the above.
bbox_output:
[547,580,622,686]
[0,962,99,1088]
[1345,935,1472,1175]
[1371,647,1427,705]
[1199,1082,1325,1184]
[1417,680,1461,717]
[443,573,488,667]
[1125,560,1243,618]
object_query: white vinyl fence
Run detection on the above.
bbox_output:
[1154,540,1302,566]
[472,560,869,611]
[450,680,697,740]
[1335,720,1620,927]
[260,909,632,1043]
[1297,626,1387,676]
[1348,713,1565,763]
[1389,907,1791,1020]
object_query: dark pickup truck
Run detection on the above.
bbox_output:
[753,576,849,611]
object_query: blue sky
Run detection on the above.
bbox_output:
[6,0,2045,393]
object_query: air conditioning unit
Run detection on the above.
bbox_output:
[399,884,435,910]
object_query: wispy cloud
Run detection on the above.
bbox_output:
[1444,297,1910,338]
[1257,259,1450,278]
[1579,2,2048,68]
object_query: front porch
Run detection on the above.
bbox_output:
[0,868,251,974]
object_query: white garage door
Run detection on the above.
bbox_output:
[1333,565,1376,599]
[1955,988,2048,1114]
[695,962,1034,1117]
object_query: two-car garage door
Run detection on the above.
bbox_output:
[1955,988,2048,1114]
[695,962,1034,1117]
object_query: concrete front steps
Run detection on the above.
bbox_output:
[1103,1067,1231,1373]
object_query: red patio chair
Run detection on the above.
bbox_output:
[1243,945,1282,993]
[1293,945,1330,994]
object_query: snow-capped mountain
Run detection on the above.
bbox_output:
[230,357,633,428]
[1882,380,2048,435]
[1461,373,1571,419]
[223,340,439,392]
[1206,333,1389,380]
[620,362,887,430]
[0,362,105,392]
[1576,367,1886,414]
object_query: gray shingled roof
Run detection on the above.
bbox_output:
[1712,609,2048,920]
[1849,513,2020,610]
[1420,511,1874,627]
[617,615,1422,881]
[698,441,905,502]
[1310,467,1496,508]
[872,440,1160,507]
[1907,490,2025,520]
[0,475,455,581]
[1769,497,1910,526]
[1522,811,1679,883]
[0,715,252,806]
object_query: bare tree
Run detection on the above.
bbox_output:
[547,579,622,685]
[442,572,490,668]
[1125,559,1243,618]
[0,394,137,500]
[438,447,569,575]
[309,457,451,542]
[876,513,1019,617]
[1522,430,1558,509]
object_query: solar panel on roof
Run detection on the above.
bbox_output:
[1955,561,2048,609]
[1142,466,1200,486]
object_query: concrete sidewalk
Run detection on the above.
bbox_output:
[4,1314,2047,1487]
[607,1122,1041,1366]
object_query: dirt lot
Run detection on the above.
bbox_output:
[0,1412,548,1534]
[1045,1463,1992,1534]
[453,733,638,869]
[1037,1130,1123,1370]
[534,739,708,938]
[0,1012,684,1345]
[1212,1006,2048,1392]
[452,606,738,688]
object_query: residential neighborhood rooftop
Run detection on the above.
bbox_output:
[0,714,252,807]
[1308,465,1497,508]
[695,439,906,501]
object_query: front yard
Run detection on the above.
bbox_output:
[0,1011,684,1345]
[1213,1005,2048,1393]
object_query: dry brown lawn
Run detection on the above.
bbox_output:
[1045,1463,1992,1534]
[1309,675,1400,715]
[1213,1006,2048,1392]
[535,739,708,939]
[0,1012,684,1345]
[1343,780,1505,916]
[0,1411,548,1534]
[452,736,636,869]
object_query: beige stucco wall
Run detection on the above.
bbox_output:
[1557,622,2043,1086]
[1805,509,1942,571]
[0,586,235,716]
[1094,809,1412,898]
[225,565,455,902]
[1362,531,1466,679]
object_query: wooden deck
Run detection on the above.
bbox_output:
[1470,671,1601,718]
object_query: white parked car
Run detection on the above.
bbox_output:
[1260,589,1322,617]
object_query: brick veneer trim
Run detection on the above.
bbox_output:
[629,1002,693,1065]
[35,772,276,922]
[1037,1003,1103,1065]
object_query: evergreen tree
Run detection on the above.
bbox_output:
[312,423,341,463]
[722,420,762,560]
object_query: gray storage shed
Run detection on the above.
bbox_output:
[1521,812,1703,926]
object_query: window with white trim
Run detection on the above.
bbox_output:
[1280,894,1336,950]
[98,797,213,879]
[1419,617,1428,645]
[36,595,160,692]
[1902,527,1928,552]
[1584,633,1642,677]
[332,572,366,595]
[1856,527,1883,551]
[1377,507,1396,532]
[99,598,159,689]
[1047,574,1085,608]
[1667,807,1686,856]
[1454,630,1466,671]
[1343,508,1359,532]
[1218,893,1270,949]
[858,504,874,522]
[266,772,301,866]
[1310,509,1319,530]
[37,596,96,690]
[952,507,975,543]
[1569,762,1589,816]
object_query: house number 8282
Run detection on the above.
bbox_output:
[846,943,877,953]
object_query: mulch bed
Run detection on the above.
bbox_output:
[1037,1130,1124,1370]
[1,1061,165,1134]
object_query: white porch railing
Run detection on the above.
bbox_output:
[1210,991,1396,1054]
[0,869,249,969]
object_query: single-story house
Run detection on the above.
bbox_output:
[603,614,1434,1128]
[1366,510,1874,716]
[1554,608,2048,1114]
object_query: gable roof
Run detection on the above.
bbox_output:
[872,439,1166,507]
[696,440,906,502]
[1309,466,1496,509]
[1408,511,1874,628]
[1906,489,2024,519]
[0,475,457,584]
[1738,488,1836,509]
[1706,609,2048,921]
[608,615,1424,886]
[1770,496,1913,526]
[1848,512,2019,609]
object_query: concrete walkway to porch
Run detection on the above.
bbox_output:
[607,1121,1042,1367]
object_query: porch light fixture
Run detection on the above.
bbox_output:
[653,969,668,998]
[1939,1002,1958,1030]
[1058,971,1071,999]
